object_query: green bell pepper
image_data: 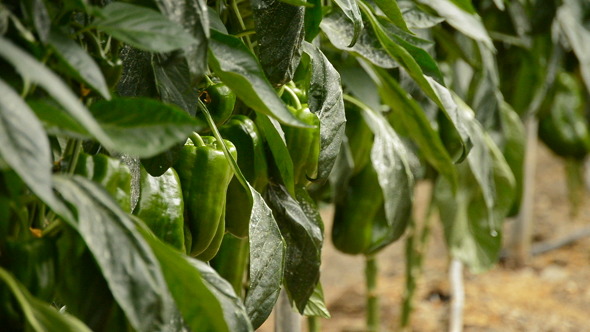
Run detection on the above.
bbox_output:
[198,82,236,127]
[210,233,249,296]
[133,167,185,252]
[174,133,236,257]
[282,105,320,186]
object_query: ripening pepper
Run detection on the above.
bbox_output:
[538,72,590,160]
[174,134,236,257]
[332,162,384,255]
[133,167,185,252]
[195,206,226,262]
[219,115,268,238]
[75,153,131,212]
[198,82,236,127]
[282,105,320,186]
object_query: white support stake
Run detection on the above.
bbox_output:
[449,258,464,332]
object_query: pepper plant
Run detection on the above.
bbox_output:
[1,0,590,331]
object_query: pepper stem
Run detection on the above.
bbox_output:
[282,85,303,110]
[189,132,206,147]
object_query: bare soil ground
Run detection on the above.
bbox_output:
[259,142,590,332]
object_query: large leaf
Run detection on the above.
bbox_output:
[253,0,305,85]
[373,68,457,190]
[399,1,445,29]
[117,46,158,98]
[304,0,322,41]
[89,98,200,158]
[28,99,91,139]
[301,42,346,182]
[436,133,515,273]
[417,0,493,49]
[373,0,410,32]
[361,108,414,236]
[191,259,254,332]
[208,30,306,127]
[265,184,323,313]
[0,267,92,332]
[137,225,230,332]
[255,114,296,196]
[332,0,363,46]
[0,79,64,214]
[52,175,180,331]
[152,52,206,119]
[321,9,397,68]
[21,0,50,42]
[91,2,197,52]
[47,29,110,99]
[0,37,117,153]
[154,0,209,79]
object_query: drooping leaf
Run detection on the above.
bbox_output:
[373,68,458,190]
[53,175,180,332]
[191,259,254,332]
[137,225,230,332]
[153,0,209,80]
[0,267,92,332]
[253,0,305,85]
[91,2,197,52]
[301,42,346,183]
[0,79,65,215]
[265,184,323,313]
[417,0,494,49]
[399,1,445,29]
[302,282,330,318]
[321,9,397,68]
[21,0,50,42]
[361,108,414,237]
[373,0,410,32]
[557,0,590,93]
[0,37,116,153]
[28,99,90,139]
[89,98,200,158]
[332,0,363,46]
[208,30,306,127]
[47,29,110,99]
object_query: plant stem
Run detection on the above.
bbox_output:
[365,254,379,332]
[230,0,253,50]
[308,316,319,332]
[189,132,206,147]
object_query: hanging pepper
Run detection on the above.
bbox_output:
[198,82,236,127]
[210,233,249,295]
[195,206,226,262]
[174,133,236,257]
[538,72,590,160]
[219,115,268,238]
[331,162,384,255]
[75,153,131,212]
[282,105,321,186]
[133,167,185,252]
[345,104,373,175]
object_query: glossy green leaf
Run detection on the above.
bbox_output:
[373,0,410,32]
[321,9,397,68]
[117,46,158,98]
[373,68,457,190]
[89,98,200,158]
[361,107,414,234]
[153,0,209,80]
[557,0,590,93]
[265,184,322,313]
[191,259,254,332]
[53,175,180,332]
[304,0,322,41]
[137,225,230,332]
[332,0,363,46]
[0,267,92,332]
[253,0,305,85]
[28,99,90,139]
[92,2,197,52]
[48,30,110,99]
[417,0,493,49]
[399,1,444,29]
[301,42,346,183]
[255,114,296,196]
[0,79,65,215]
[208,30,306,127]
[0,37,118,154]
[302,282,330,318]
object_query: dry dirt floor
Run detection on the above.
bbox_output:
[259,141,590,332]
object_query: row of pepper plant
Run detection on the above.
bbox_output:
[1,0,589,331]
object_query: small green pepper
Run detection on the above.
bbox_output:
[282,105,320,186]
[174,133,237,257]
[198,82,236,127]
[133,167,185,252]
[219,115,268,238]
[75,153,131,212]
